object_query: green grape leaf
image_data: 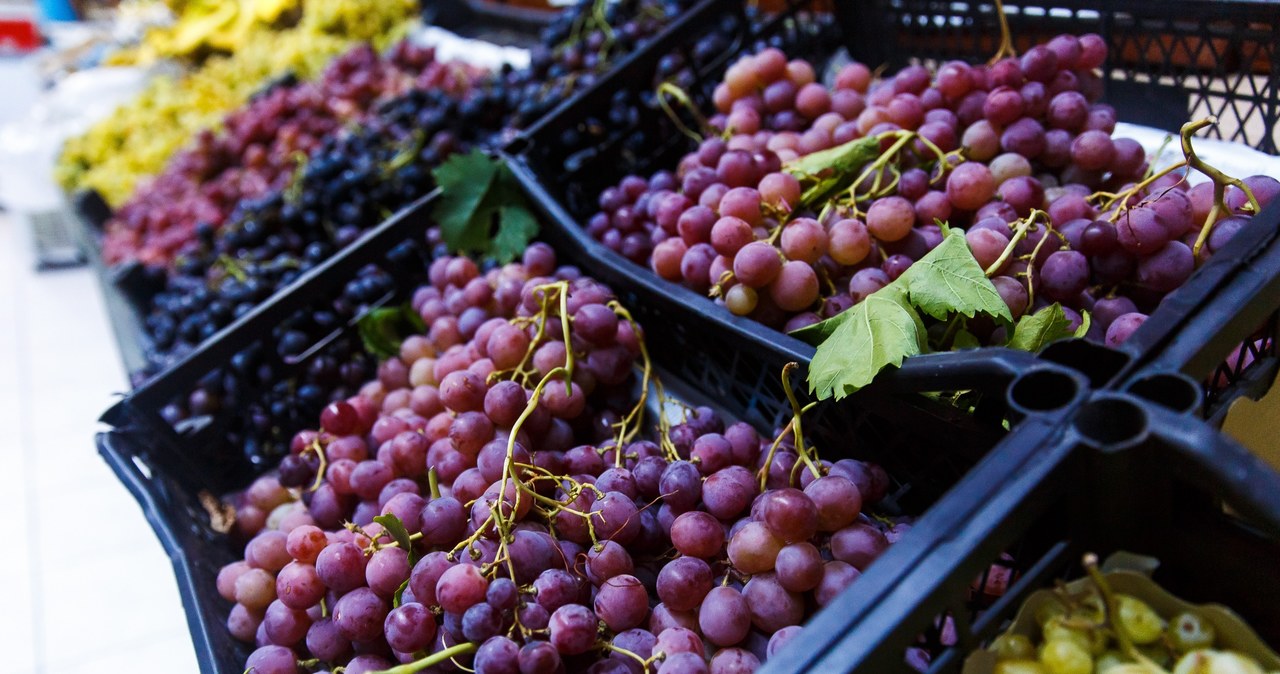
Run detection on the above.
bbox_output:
[494,204,540,264]
[783,136,881,211]
[897,228,1013,322]
[393,578,410,608]
[791,309,844,344]
[357,304,425,360]
[432,150,499,253]
[1007,303,1076,352]
[784,135,880,179]
[806,287,926,400]
[431,151,540,263]
[1074,309,1092,338]
[373,514,416,563]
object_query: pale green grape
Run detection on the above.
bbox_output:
[1039,639,1094,674]
[992,634,1038,661]
[1117,595,1165,645]
[1168,612,1216,653]
[997,661,1051,674]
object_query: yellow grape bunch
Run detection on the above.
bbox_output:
[55,0,418,206]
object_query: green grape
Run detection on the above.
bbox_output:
[1043,618,1091,651]
[1117,595,1166,645]
[1040,638,1094,674]
[1168,612,1216,653]
[1171,650,1266,674]
[1096,650,1128,673]
[997,661,1051,674]
[1044,616,1108,655]
[993,634,1038,661]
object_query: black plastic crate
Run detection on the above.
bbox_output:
[103,191,440,496]
[763,386,1280,674]
[94,378,1085,674]
[70,0,757,387]
[99,163,1094,673]
[516,0,1280,208]
[511,0,1280,429]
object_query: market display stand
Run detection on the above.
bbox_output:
[68,0,1280,672]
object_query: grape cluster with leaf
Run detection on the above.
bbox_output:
[584,32,1279,398]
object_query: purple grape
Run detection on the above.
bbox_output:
[1136,241,1195,292]
[1116,207,1169,255]
[1040,250,1090,302]
[1105,312,1148,346]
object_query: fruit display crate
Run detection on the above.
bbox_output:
[761,386,1280,674]
[510,0,1280,428]
[96,173,1096,673]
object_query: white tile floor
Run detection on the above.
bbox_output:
[0,214,199,672]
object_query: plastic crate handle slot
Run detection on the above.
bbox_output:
[1123,371,1202,415]
[1006,367,1089,418]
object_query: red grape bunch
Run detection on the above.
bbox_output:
[102,40,484,268]
[968,114,1280,347]
[214,243,909,674]
[581,33,1279,352]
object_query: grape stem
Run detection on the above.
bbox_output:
[983,209,1049,278]
[427,466,441,500]
[1181,116,1261,258]
[608,301,654,453]
[1144,133,1177,180]
[1081,553,1169,672]
[1092,159,1188,217]
[591,0,616,58]
[709,270,736,299]
[558,305,576,395]
[1022,222,1058,308]
[935,313,966,350]
[757,363,823,490]
[987,0,1017,64]
[282,151,308,204]
[492,281,575,389]
[848,131,916,210]
[381,129,427,179]
[365,641,479,674]
[656,81,709,143]
[601,642,653,673]
[216,254,249,283]
[494,365,575,579]
[305,437,329,493]
[654,377,684,462]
